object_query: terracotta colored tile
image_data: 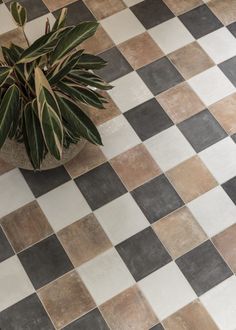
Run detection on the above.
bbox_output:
[0,158,14,175]
[42,0,76,11]
[100,285,158,330]
[58,213,112,267]
[168,42,214,80]
[38,271,95,329]
[84,0,126,20]
[167,156,217,203]
[209,93,236,135]
[163,300,218,330]
[163,0,203,15]
[110,144,161,191]
[0,28,28,61]
[213,224,236,273]
[65,143,106,178]
[156,82,205,124]
[208,0,236,25]
[118,32,164,70]
[153,207,207,258]
[1,201,53,253]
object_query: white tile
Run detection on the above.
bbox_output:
[78,248,135,305]
[99,115,140,159]
[188,186,236,237]
[0,256,34,312]
[198,28,236,64]
[108,71,153,113]
[199,137,236,184]
[0,169,34,218]
[139,261,196,320]
[37,181,91,232]
[145,126,195,171]
[95,193,149,245]
[24,13,55,44]
[0,4,16,34]
[188,66,235,106]
[101,8,145,44]
[149,17,194,54]
[123,0,143,5]
[201,276,236,330]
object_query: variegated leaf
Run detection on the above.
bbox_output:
[10,2,27,27]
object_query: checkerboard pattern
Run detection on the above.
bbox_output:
[1,0,236,329]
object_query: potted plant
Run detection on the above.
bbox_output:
[0,2,112,170]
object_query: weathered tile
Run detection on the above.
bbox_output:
[84,0,126,20]
[163,0,203,15]
[0,227,14,263]
[0,158,14,176]
[208,0,236,25]
[219,56,236,87]
[42,0,76,11]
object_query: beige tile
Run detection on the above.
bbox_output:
[0,28,28,60]
[208,0,236,25]
[0,158,14,175]
[153,207,207,258]
[42,0,77,11]
[84,0,126,20]
[156,82,205,124]
[163,0,203,15]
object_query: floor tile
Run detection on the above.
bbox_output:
[163,0,203,15]
[37,181,91,232]
[124,98,173,141]
[219,56,236,87]
[145,126,195,172]
[0,227,14,262]
[84,0,126,20]
[24,13,55,44]
[0,158,14,175]
[163,300,218,330]
[110,144,161,191]
[100,286,158,330]
[108,71,153,113]
[0,27,27,52]
[58,213,112,267]
[0,256,34,312]
[0,294,54,330]
[131,174,184,223]
[6,0,48,21]
[168,42,214,80]
[139,261,196,320]
[123,0,143,5]
[150,324,165,330]
[1,201,53,253]
[42,0,76,11]
[101,8,145,44]
[222,176,236,204]
[149,17,194,54]
[137,57,184,95]
[75,162,127,210]
[78,248,135,305]
[231,133,236,143]
[207,0,236,25]
[179,4,222,39]
[18,235,73,289]
[38,271,95,329]
[188,66,235,106]
[21,166,70,198]
[176,240,233,296]
[118,32,164,70]
[130,0,174,29]
[95,193,149,245]
[0,4,15,35]
[201,276,236,330]
[227,21,236,37]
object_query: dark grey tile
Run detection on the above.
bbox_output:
[137,57,184,95]
[222,176,236,204]
[63,308,109,330]
[227,22,236,38]
[231,133,236,143]
[97,47,133,83]
[124,98,173,141]
[20,167,70,198]
[6,0,49,21]
[178,110,227,152]
[179,5,223,39]
[0,294,55,330]
[75,162,127,210]
[176,240,232,296]
[130,0,174,29]
[219,56,236,86]
[116,227,171,281]
[0,227,14,263]
[131,174,184,223]
[18,235,73,289]
[149,324,165,330]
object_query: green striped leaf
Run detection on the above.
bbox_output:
[52,8,67,31]
[10,2,27,27]
[69,70,112,90]
[76,54,107,70]
[0,67,12,87]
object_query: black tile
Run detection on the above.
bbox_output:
[222,176,236,204]
[179,5,223,39]
[0,227,14,262]
[6,0,49,21]
[130,0,174,29]
[124,98,173,141]
[116,227,171,281]
[63,308,109,330]
[219,56,236,86]
[97,47,133,83]
[178,109,227,152]
[137,57,184,95]
[20,166,70,198]
[231,133,236,143]
[75,162,127,210]
[149,324,165,330]
[18,234,73,289]
[131,175,184,223]
[176,240,232,296]
[0,294,54,330]
[227,22,236,38]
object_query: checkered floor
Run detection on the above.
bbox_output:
[1,0,236,329]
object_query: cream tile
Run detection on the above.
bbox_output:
[0,4,16,34]
[24,13,55,44]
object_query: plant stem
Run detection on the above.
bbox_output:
[21,27,30,47]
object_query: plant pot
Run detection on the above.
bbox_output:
[0,138,87,171]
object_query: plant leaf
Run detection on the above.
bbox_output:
[52,8,67,31]
[0,67,12,87]
[69,70,112,90]
[76,54,107,70]
[10,2,27,27]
